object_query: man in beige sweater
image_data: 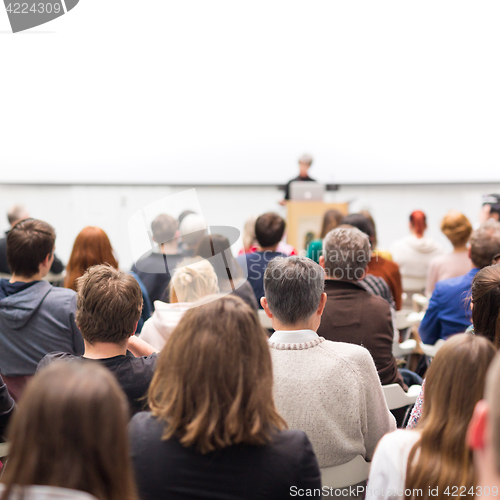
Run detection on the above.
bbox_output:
[261,256,395,469]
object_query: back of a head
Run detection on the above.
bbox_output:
[7,219,55,278]
[341,213,375,242]
[65,227,118,290]
[169,258,219,303]
[254,213,285,249]
[470,220,500,269]
[151,214,178,245]
[195,234,240,282]
[7,204,29,227]
[320,209,344,239]
[484,352,500,476]
[322,227,370,281]
[264,256,324,325]
[410,210,427,238]
[242,215,258,250]
[76,264,143,345]
[472,264,500,348]
[2,362,136,500]
[405,334,496,494]
[148,295,286,453]
[441,211,472,248]
[178,210,195,225]
[179,214,207,248]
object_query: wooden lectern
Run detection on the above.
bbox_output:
[286,201,349,252]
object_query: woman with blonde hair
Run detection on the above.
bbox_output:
[0,362,138,500]
[425,211,473,296]
[367,333,496,500]
[139,258,219,350]
[129,295,320,499]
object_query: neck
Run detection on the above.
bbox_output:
[160,242,178,255]
[83,340,128,359]
[10,272,43,283]
[453,245,468,252]
[259,245,279,252]
[272,320,318,332]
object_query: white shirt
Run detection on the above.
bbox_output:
[268,329,318,344]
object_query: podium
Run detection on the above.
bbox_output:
[287,201,349,252]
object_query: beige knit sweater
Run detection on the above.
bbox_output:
[269,336,396,468]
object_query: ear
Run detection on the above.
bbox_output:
[467,400,488,450]
[319,255,325,269]
[41,252,52,269]
[129,322,139,337]
[261,297,273,319]
[317,292,327,317]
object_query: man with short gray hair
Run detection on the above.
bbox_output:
[317,227,406,391]
[262,256,395,472]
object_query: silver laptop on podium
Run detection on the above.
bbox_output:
[290,181,325,201]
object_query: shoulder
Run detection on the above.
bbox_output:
[375,429,420,457]
[318,340,376,372]
[37,352,79,372]
[46,285,76,302]
[434,272,470,292]
[129,411,164,439]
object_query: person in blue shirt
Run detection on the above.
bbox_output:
[420,220,500,345]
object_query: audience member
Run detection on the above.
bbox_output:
[236,212,286,306]
[420,220,500,345]
[195,234,257,309]
[139,258,219,350]
[425,210,473,296]
[391,210,444,293]
[65,226,151,332]
[178,213,207,257]
[132,214,185,304]
[281,153,315,204]
[129,295,321,499]
[262,256,395,471]
[468,351,500,495]
[39,265,158,416]
[0,376,14,441]
[367,334,495,500]
[0,362,138,500]
[317,227,406,390]
[343,213,403,310]
[0,205,64,276]
[0,219,84,400]
[360,210,393,261]
[306,209,344,263]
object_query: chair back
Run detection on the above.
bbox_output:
[321,455,370,489]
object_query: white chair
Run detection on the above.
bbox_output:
[321,455,370,489]
[0,441,10,459]
[412,293,429,311]
[257,309,273,330]
[392,310,419,357]
[382,384,421,410]
[421,339,446,358]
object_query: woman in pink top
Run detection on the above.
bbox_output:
[425,210,473,296]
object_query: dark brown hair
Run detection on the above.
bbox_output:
[148,295,287,453]
[64,226,119,291]
[405,334,496,500]
[76,264,142,345]
[255,213,285,249]
[6,219,55,278]
[1,362,138,500]
[472,264,500,348]
[320,209,344,239]
[195,234,242,282]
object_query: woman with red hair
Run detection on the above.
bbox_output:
[391,211,444,294]
[65,227,151,331]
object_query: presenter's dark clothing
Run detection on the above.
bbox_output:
[0,234,64,275]
[284,175,316,200]
[129,411,321,500]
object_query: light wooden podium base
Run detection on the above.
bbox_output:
[286,201,349,252]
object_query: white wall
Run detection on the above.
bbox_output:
[0,183,497,270]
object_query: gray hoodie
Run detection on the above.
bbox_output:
[0,280,84,376]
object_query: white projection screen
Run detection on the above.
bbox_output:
[2,0,500,185]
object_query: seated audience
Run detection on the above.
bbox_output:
[132,214,186,305]
[0,219,84,400]
[262,256,395,470]
[367,334,496,500]
[178,213,207,257]
[343,213,403,310]
[425,210,473,296]
[420,220,500,345]
[65,226,151,332]
[0,205,65,277]
[317,227,406,390]
[468,351,500,494]
[140,258,219,350]
[195,234,257,309]
[0,362,138,500]
[39,264,158,416]
[236,212,286,306]
[129,295,321,499]
[360,210,393,261]
[306,209,344,263]
[391,210,444,293]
